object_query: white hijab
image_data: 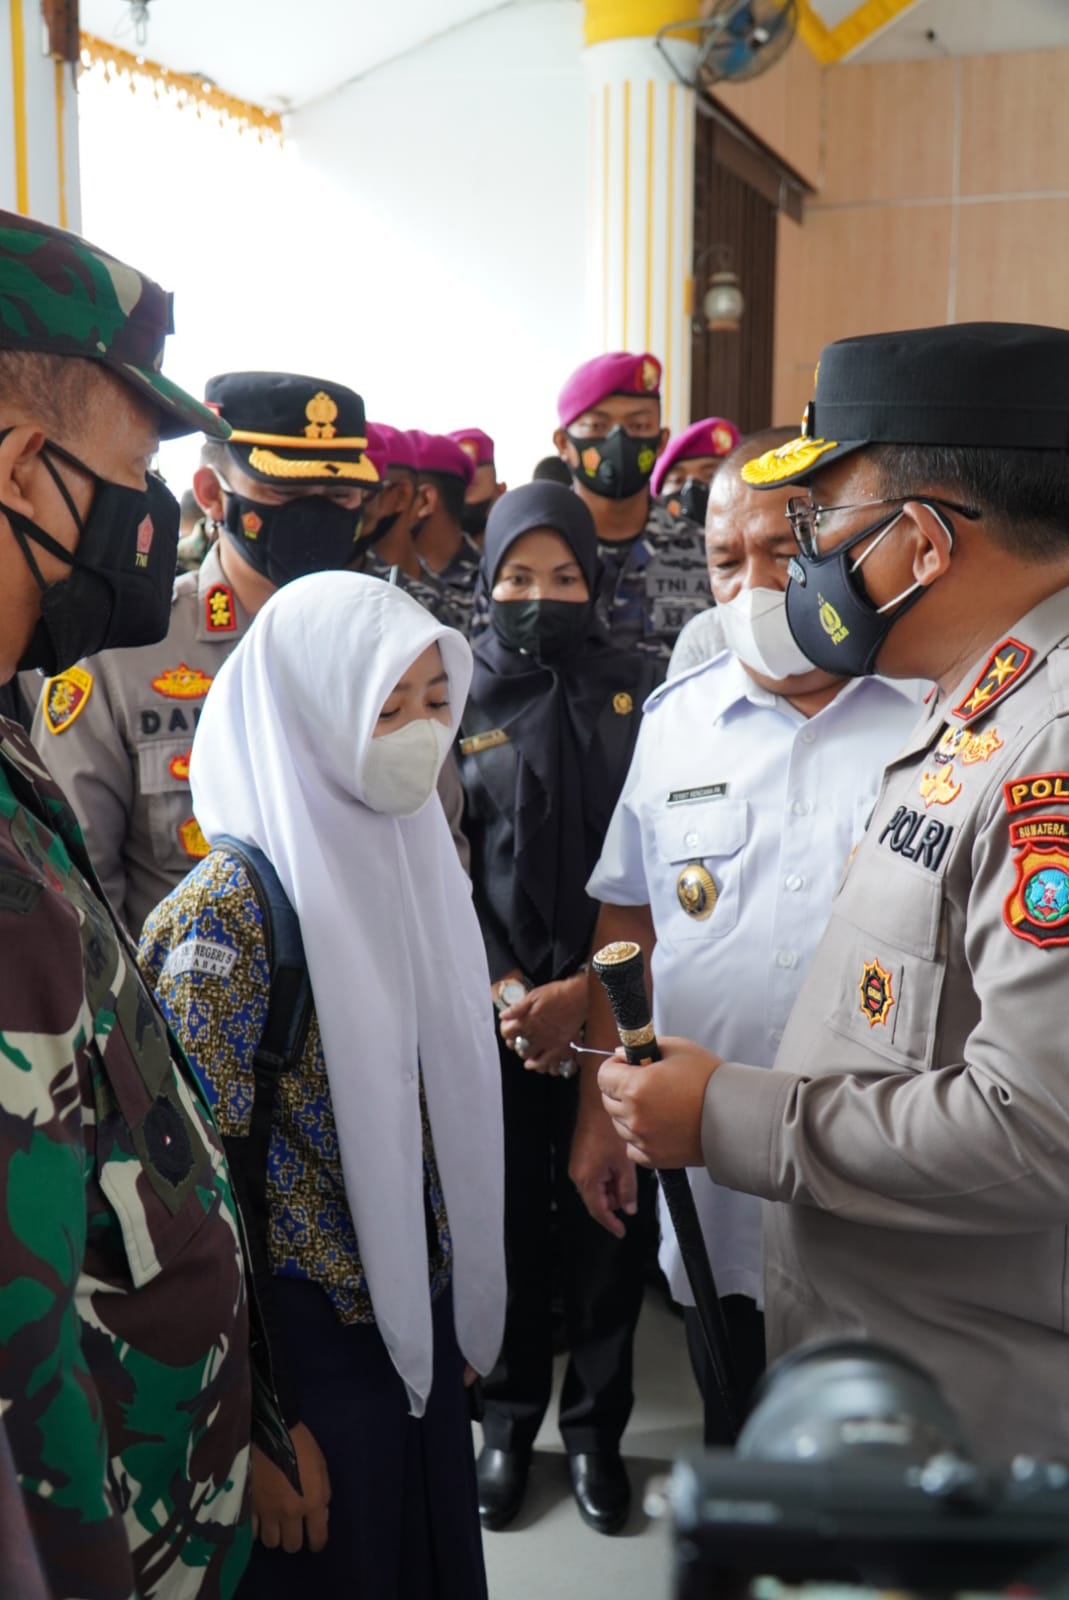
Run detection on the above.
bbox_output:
[189,571,505,1415]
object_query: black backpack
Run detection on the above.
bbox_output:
[214,835,313,1450]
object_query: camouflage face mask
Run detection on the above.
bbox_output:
[0,434,181,675]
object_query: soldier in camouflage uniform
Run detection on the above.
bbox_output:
[552,351,710,679]
[33,372,382,935]
[409,430,484,635]
[358,422,467,630]
[0,210,260,1597]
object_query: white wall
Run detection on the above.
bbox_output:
[282,0,588,486]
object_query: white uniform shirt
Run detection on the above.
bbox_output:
[667,606,724,677]
[587,652,925,1306]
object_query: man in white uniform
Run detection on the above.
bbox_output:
[571,429,924,1439]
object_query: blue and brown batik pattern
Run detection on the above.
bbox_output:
[139,849,453,1325]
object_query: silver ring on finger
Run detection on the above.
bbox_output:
[513,1035,531,1057]
[558,1057,577,1079]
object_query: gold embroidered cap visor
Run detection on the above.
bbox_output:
[204,369,379,488]
[741,322,1069,491]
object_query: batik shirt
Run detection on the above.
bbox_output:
[0,720,251,1600]
[140,849,453,1325]
[596,497,710,675]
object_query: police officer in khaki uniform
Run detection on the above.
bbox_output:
[34,371,381,934]
[596,324,1069,1463]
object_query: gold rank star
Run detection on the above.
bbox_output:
[964,680,996,714]
[989,650,1019,686]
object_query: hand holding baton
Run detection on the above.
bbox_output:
[592,939,741,1442]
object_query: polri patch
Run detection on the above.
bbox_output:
[162,938,238,980]
[43,666,94,735]
[667,782,728,806]
[952,638,1033,721]
[878,806,954,872]
[1004,773,1069,813]
[205,583,237,634]
[858,957,895,1027]
[152,663,214,700]
[1004,816,1069,946]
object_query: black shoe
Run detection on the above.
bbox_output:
[567,1450,631,1534]
[477,1446,530,1531]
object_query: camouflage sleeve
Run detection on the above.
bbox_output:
[0,1414,54,1600]
[30,660,134,924]
[138,850,268,1135]
[0,865,137,1599]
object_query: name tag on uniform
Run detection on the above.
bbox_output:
[460,728,510,756]
[667,782,728,806]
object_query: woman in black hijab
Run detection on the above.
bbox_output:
[459,482,658,1537]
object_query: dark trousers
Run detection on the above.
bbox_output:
[481,1039,655,1456]
[684,1295,767,1447]
[238,1279,486,1600]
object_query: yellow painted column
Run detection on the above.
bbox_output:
[583,0,700,436]
[2,1,81,225]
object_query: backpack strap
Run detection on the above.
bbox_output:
[214,835,313,1439]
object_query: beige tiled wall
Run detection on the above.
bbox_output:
[716,46,1069,426]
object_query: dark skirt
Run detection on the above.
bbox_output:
[238,1278,487,1600]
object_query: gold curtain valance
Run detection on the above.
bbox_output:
[79,34,284,143]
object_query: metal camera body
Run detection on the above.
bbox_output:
[662,1341,1069,1599]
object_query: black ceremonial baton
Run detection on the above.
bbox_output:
[593,939,741,1442]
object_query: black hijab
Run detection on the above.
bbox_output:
[469,482,653,983]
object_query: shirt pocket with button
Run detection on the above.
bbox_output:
[652,799,748,943]
[135,737,206,873]
[823,847,946,1073]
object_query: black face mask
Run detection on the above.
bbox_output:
[490,599,591,663]
[676,478,709,526]
[785,508,945,678]
[223,490,363,586]
[0,435,180,676]
[461,499,494,538]
[566,426,660,501]
[355,508,401,551]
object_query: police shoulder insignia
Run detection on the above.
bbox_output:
[152,663,214,700]
[43,666,94,734]
[204,583,237,634]
[858,957,895,1027]
[178,816,211,859]
[1004,819,1069,947]
[612,692,633,716]
[677,862,717,920]
[952,638,1033,721]
[740,436,839,487]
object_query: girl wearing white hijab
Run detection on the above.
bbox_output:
[139,571,505,1599]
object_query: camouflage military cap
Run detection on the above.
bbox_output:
[0,209,229,441]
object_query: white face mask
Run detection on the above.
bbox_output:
[361,717,452,816]
[716,585,816,681]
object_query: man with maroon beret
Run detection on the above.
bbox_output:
[651,414,741,527]
[553,352,711,678]
[410,430,483,635]
[448,426,507,546]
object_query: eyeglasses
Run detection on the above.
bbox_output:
[785,494,980,559]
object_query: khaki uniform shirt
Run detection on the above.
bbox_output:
[32,544,251,935]
[703,586,1069,1462]
[32,546,471,934]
